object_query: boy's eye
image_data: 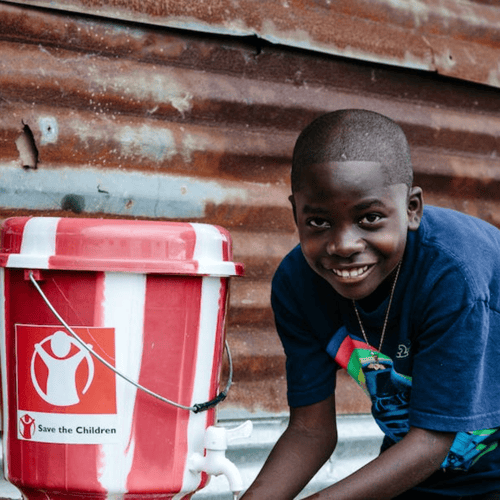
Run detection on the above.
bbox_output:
[307,218,331,229]
[359,213,382,225]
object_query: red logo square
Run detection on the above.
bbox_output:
[16,325,117,415]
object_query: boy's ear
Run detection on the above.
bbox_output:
[407,186,423,231]
[289,194,298,225]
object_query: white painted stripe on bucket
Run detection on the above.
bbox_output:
[6,218,60,269]
[173,223,229,498]
[173,276,222,499]
[97,272,147,499]
[190,223,236,276]
[173,223,226,497]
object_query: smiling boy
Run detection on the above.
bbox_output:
[240,109,500,499]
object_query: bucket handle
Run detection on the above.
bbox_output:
[29,271,232,413]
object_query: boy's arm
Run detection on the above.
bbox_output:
[241,393,337,500]
[303,426,455,500]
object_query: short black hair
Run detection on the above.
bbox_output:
[291,109,413,192]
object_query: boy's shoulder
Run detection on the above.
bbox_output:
[412,205,500,297]
[420,205,500,252]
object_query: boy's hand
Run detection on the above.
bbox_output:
[303,426,454,500]
[241,393,337,500]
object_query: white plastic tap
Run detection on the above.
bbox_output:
[189,420,253,497]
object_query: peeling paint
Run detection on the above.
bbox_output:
[0,164,247,218]
[181,133,212,163]
[143,74,193,115]
[433,49,457,72]
[119,125,177,162]
[39,117,59,145]
[88,65,194,116]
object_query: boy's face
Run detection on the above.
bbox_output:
[290,161,422,301]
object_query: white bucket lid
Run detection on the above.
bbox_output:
[0,217,244,276]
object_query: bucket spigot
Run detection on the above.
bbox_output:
[188,420,252,497]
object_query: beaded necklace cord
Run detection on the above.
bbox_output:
[352,260,402,370]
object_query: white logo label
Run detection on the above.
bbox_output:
[31,330,94,406]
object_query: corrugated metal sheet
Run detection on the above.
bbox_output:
[2,1,500,497]
[5,0,500,89]
[2,1,500,418]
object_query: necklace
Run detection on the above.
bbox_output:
[352,261,402,370]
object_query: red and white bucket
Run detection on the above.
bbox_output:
[0,217,244,500]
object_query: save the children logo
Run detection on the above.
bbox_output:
[16,325,119,444]
[31,330,94,406]
[19,414,35,439]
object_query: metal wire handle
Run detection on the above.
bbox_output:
[29,271,233,413]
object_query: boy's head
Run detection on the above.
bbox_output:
[289,109,423,301]
[291,109,413,192]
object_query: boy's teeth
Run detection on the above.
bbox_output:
[333,266,368,278]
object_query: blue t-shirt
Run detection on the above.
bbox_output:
[271,206,500,496]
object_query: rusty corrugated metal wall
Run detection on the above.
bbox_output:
[1,1,500,416]
[8,0,500,89]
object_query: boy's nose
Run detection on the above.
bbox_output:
[326,229,364,257]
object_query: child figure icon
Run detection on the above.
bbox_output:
[19,414,35,439]
[30,330,94,406]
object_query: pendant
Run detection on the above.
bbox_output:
[367,352,385,370]
[367,362,385,371]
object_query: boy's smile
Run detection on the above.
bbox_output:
[290,161,422,301]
